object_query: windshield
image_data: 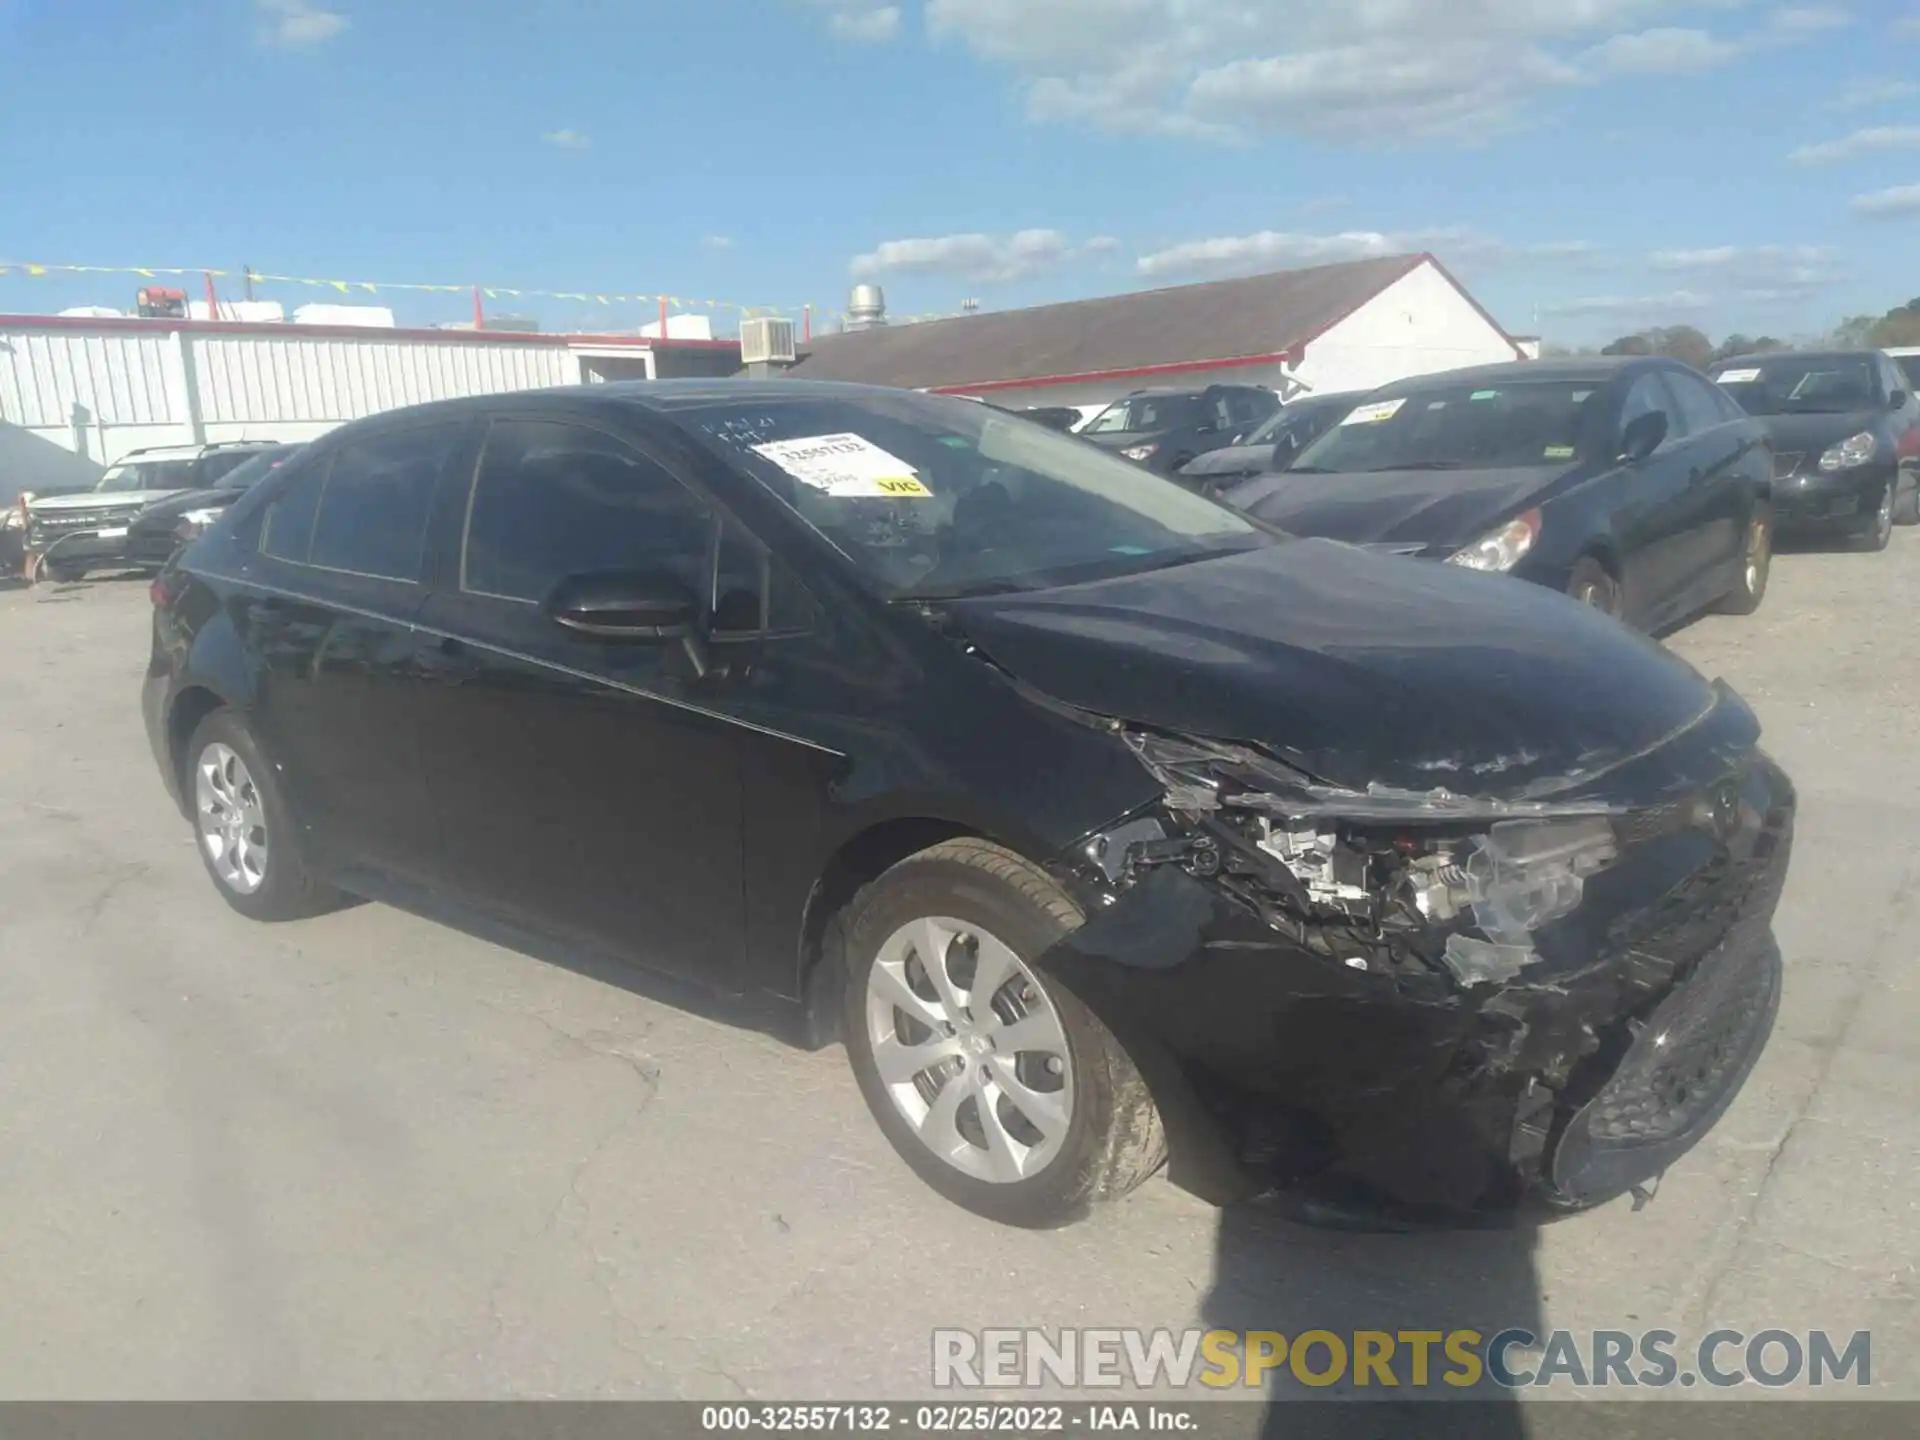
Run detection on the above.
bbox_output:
[1288,378,1603,473]
[95,459,197,493]
[198,449,274,485]
[1082,393,1210,434]
[1710,356,1880,415]
[212,448,296,491]
[669,391,1272,600]
[1245,396,1353,446]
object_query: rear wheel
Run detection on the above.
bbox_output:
[1853,481,1894,552]
[186,709,343,922]
[840,839,1165,1228]
[1893,468,1920,526]
[1715,505,1771,616]
[1567,556,1624,619]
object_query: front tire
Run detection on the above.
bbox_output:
[1853,481,1895,552]
[840,839,1166,1227]
[1567,556,1624,620]
[186,709,343,922]
[1715,504,1771,616]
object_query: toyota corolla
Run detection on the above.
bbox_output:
[143,381,1794,1228]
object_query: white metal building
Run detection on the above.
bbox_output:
[790,254,1526,412]
[0,314,742,481]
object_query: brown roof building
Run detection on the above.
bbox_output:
[791,253,1524,418]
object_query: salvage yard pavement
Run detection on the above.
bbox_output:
[0,549,1915,1401]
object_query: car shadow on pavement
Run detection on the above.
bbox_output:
[1200,1202,1538,1436]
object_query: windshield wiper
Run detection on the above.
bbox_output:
[1281,464,1335,474]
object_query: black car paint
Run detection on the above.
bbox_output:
[1224,358,1771,633]
[1081,385,1278,476]
[1708,349,1920,536]
[126,446,301,566]
[1176,391,1367,495]
[144,380,1794,1217]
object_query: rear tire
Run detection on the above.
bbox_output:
[1567,556,1624,620]
[185,709,344,922]
[1715,504,1771,616]
[840,839,1166,1228]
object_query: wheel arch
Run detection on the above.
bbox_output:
[166,684,234,802]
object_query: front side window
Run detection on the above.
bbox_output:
[1617,374,1681,448]
[1896,355,1920,392]
[1666,371,1727,437]
[664,390,1268,601]
[1289,378,1605,474]
[462,419,713,605]
[96,459,196,493]
[197,451,269,486]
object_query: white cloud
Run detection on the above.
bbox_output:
[816,2,901,42]
[256,0,347,49]
[1790,125,1920,163]
[850,229,1083,282]
[1853,183,1920,218]
[1583,28,1743,74]
[1769,6,1850,33]
[542,129,592,150]
[1541,290,1711,318]
[1133,226,1595,281]
[701,234,736,250]
[1645,243,1841,297]
[1830,78,1918,109]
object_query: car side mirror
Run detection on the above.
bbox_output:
[1890,390,1909,409]
[544,569,698,641]
[1617,411,1668,464]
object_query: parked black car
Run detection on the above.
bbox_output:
[126,445,302,568]
[1224,358,1775,631]
[145,380,1793,1228]
[1017,406,1086,433]
[1706,349,1920,548]
[1176,389,1366,496]
[1079,384,1280,475]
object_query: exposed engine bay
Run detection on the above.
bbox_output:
[1091,730,1627,991]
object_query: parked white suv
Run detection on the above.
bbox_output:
[22,442,282,582]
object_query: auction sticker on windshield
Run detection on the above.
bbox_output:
[1716,368,1762,384]
[1340,398,1407,425]
[752,433,933,497]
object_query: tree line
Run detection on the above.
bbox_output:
[1547,298,1920,368]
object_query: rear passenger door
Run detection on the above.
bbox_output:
[409,414,750,989]
[1662,368,1749,593]
[239,422,470,881]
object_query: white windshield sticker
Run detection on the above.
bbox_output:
[1715,368,1762,384]
[750,433,932,497]
[1340,398,1406,425]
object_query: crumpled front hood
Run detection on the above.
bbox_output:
[1225,465,1564,551]
[949,539,1721,801]
[29,489,177,513]
[1180,443,1281,479]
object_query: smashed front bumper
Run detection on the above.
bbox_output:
[1040,750,1794,1218]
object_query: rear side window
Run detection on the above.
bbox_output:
[462,419,714,605]
[258,425,457,581]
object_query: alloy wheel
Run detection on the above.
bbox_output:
[864,916,1073,1184]
[1745,515,1771,595]
[195,742,269,894]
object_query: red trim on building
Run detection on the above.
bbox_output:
[0,313,740,351]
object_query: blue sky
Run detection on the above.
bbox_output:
[6,0,1920,345]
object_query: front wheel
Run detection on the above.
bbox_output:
[840,839,1166,1228]
[186,709,343,922]
[1567,556,1624,619]
[1715,505,1771,616]
[1853,481,1894,552]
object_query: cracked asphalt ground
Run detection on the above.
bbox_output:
[0,540,1914,1402]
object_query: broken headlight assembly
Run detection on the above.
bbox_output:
[1089,731,1619,989]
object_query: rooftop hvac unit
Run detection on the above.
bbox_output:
[739,316,797,366]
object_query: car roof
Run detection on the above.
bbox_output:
[1376,356,1654,390]
[1713,349,1881,367]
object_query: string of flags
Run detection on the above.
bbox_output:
[0,260,811,319]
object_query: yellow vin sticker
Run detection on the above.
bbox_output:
[874,476,932,496]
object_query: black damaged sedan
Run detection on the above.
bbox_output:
[143,381,1793,1228]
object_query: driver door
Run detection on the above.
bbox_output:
[1607,373,1695,626]
[410,413,749,990]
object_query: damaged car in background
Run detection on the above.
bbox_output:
[145,381,1793,1230]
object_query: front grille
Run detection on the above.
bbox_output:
[30,505,143,534]
[1771,452,1804,480]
